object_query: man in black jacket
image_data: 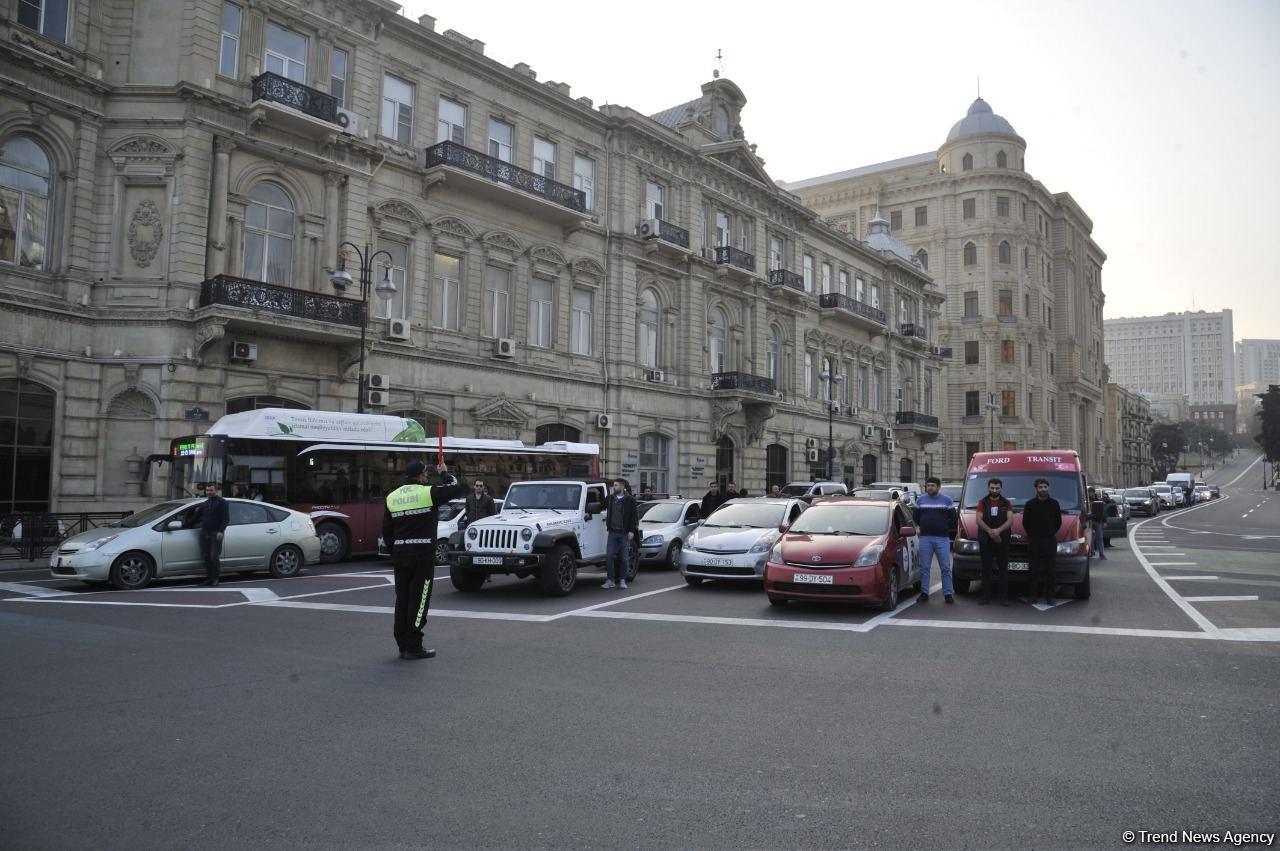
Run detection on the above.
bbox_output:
[700,481,724,519]
[975,478,1014,605]
[382,460,466,660]
[197,482,230,586]
[1087,488,1108,560]
[602,478,638,590]
[464,479,497,527]
[1022,478,1064,605]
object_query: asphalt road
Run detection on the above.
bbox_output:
[2,457,1278,850]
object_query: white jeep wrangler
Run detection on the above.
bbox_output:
[447,480,638,596]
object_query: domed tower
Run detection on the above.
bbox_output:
[938,97,1026,175]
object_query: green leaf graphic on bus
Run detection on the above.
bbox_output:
[392,419,427,442]
[277,423,296,435]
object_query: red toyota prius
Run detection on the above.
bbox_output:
[763,498,920,611]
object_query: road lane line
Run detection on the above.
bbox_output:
[1129,515,1220,634]
[256,600,553,621]
[885,619,1217,641]
[543,582,686,621]
[0,582,76,598]
[1163,576,1219,581]
[1148,562,1196,566]
[1183,596,1260,602]
[577,609,881,633]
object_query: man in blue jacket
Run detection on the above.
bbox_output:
[912,476,958,604]
[197,482,230,587]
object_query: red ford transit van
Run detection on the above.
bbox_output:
[952,450,1093,599]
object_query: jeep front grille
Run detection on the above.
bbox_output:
[477,528,518,551]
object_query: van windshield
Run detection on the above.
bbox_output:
[962,473,1082,511]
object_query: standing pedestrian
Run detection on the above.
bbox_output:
[975,478,1013,605]
[197,482,229,587]
[602,478,637,589]
[912,476,958,605]
[770,484,782,498]
[1023,477,1063,605]
[465,479,497,526]
[1087,488,1107,560]
[701,481,724,519]
[381,461,465,660]
[726,482,740,500]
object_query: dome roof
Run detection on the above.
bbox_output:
[865,212,917,264]
[945,97,1018,143]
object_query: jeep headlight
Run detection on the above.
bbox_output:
[749,532,779,554]
[1058,538,1085,555]
[955,538,980,555]
[642,534,663,546]
[520,527,533,541]
[467,527,478,540]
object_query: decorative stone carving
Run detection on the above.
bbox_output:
[126,199,164,268]
[11,29,74,63]
[370,199,425,232]
[123,363,140,390]
[194,320,227,360]
[482,230,523,256]
[108,135,179,173]
[473,394,529,440]
[431,216,476,243]
[15,355,33,379]
[528,245,567,267]
[743,405,776,446]
[106,389,157,418]
[571,257,605,283]
[711,399,742,440]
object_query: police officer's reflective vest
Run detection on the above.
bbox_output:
[383,484,436,552]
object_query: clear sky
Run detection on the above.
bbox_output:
[400,0,1279,341]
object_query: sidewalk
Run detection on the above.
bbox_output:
[1,559,52,574]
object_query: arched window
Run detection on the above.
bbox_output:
[767,325,781,387]
[766,444,788,492]
[963,242,977,266]
[536,423,581,444]
[638,432,671,493]
[996,150,1007,168]
[0,378,55,513]
[225,396,310,414]
[0,135,52,270]
[998,240,1011,265]
[638,288,660,368]
[244,183,294,285]
[962,153,973,171]
[714,106,731,138]
[899,457,914,481]
[861,453,878,487]
[709,307,727,374]
[715,435,735,490]
[915,249,928,271]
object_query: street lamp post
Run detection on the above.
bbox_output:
[819,366,845,480]
[330,242,397,414]
[985,393,1001,452]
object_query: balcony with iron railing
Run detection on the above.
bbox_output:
[197,275,364,342]
[768,269,805,292]
[711,371,776,401]
[899,323,929,341]
[424,141,588,223]
[895,411,941,430]
[640,218,690,250]
[818,292,887,329]
[893,410,943,447]
[713,245,756,274]
[249,72,346,137]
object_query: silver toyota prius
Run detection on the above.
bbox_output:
[49,498,322,590]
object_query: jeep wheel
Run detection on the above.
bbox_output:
[450,564,486,592]
[434,540,450,566]
[539,545,577,596]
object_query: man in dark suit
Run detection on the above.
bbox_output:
[197,482,230,587]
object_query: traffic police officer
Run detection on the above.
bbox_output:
[382,460,465,660]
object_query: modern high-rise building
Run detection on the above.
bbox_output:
[1103,311,1236,405]
[1236,339,1280,386]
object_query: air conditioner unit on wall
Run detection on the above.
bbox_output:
[365,389,388,407]
[646,369,665,383]
[863,425,876,439]
[366,373,391,391]
[336,108,359,136]
[494,338,516,358]
[596,413,613,430]
[386,318,410,341]
[807,449,820,463]
[805,437,818,449]
[639,219,660,239]
[230,341,257,362]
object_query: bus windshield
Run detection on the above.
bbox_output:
[962,472,1083,511]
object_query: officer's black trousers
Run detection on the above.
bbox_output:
[393,553,434,651]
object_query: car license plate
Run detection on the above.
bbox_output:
[792,573,834,585]
[473,556,503,566]
[50,555,60,568]
[705,557,735,566]
[1009,561,1029,572]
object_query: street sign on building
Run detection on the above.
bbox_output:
[690,455,707,479]
[184,407,210,421]
[620,449,639,477]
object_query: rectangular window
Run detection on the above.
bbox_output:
[1002,390,1016,417]
[573,155,595,210]
[998,289,1014,316]
[874,370,884,411]
[18,0,70,42]
[964,291,979,317]
[963,198,976,220]
[528,278,553,348]
[437,97,466,145]
[1001,340,1015,364]
[965,391,980,417]
[1049,353,1055,375]
[915,206,927,226]
[871,284,880,309]
[381,74,414,145]
[997,196,1010,217]
[533,137,557,181]
[219,2,242,78]
[804,352,815,398]
[769,237,784,271]
[738,219,750,252]
[1047,306,1053,328]
[1002,441,1018,452]
[715,211,732,248]
[1028,392,1036,421]
[855,276,865,303]
[858,367,869,407]
[890,210,902,230]
[488,117,514,162]
[376,238,409,320]
[965,340,979,365]
[329,47,348,106]
[1024,293,1031,317]
[570,289,593,356]
[802,254,813,292]
[431,253,461,331]
[482,266,511,338]
[821,262,832,295]
[645,181,664,221]
[1027,343,1034,368]
[265,22,307,81]
[899,296,909,325]
[838,270,848,296]
[965,441,981,462]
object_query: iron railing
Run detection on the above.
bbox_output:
[714,245,756,272]
[644,219,690,248]
[425,141,587,213]
[199,275,363,327]
[899,323,928,340]
[711,372,775,395]
[818,292,887,325]
[895,411,940,429]
[250,72,340,125]
[1,512,134,561]
[768,269,804,291]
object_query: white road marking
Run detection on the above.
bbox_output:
[577,609,882,633]
[1148,562,1197,566]
[0,582,75,598]
[1163,576,1219,581]
[543,583,686,621]
[1128,516,1219,634]
[1031,599,1072,611]
[885,618,1215,641]
[1183,596,1261,602]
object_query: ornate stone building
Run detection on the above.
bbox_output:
[784,98,1108,479]
[1104,383,1153,487]
[0,0,942,513]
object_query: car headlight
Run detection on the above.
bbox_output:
[749,533,779,554]
[768,541,783,562]
[80,533,119,552]
[1057,538,1085,555]
[520,528,533,541]
[467,527,478,540]
[642,534,663,546]
[854,542,884,567]
[955,538,980,554]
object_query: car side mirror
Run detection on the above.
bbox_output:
[899,526,917,538]
[777,523,789,534]
[166,520,183,532]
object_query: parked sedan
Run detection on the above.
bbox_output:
[681,498,807,586]
[50,499,321,590]
[1123,488,1160,517]
[1152,484,1178,510]
[636,498,702,569]
[763,498,921,610]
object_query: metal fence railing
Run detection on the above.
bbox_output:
[0,512,134,562]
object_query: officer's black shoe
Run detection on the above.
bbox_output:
[403,648,436,660]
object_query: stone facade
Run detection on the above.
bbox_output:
[784,99,1108,479]
[0,0,943,513]
[1104,383,1152,487]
